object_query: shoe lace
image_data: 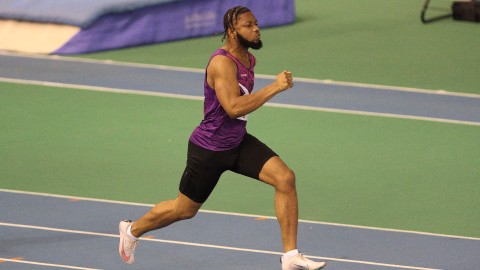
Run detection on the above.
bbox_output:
[124,239,138,255]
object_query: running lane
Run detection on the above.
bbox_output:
[1,190,479,270]
[1,52,479,125]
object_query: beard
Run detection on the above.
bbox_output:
[236,32,263,50]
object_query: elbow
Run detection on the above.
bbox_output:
[224,106,243,119]
[226,110,242,119]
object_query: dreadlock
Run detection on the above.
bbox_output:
[222,6,251,41]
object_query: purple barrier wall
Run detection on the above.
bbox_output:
[55,0,295,54]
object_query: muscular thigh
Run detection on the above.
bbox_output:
[179,141,236,203]
[258,156,294,187]
[232,133,278,180]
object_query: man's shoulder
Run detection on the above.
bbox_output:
[209,51,237,70]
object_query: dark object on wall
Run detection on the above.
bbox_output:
[452,1,480,22]
[421,0,480,24]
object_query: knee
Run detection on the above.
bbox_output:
[275,168,296,192]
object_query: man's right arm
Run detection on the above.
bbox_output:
[208,55,294,119]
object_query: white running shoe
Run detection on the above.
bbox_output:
[281,253,326,270]
[118,220,138,264]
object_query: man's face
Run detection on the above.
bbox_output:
[234,12,262,50]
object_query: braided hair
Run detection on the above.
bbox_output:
[222,6,251,41]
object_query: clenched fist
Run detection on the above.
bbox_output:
[275,70,294,92]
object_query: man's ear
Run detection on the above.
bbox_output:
[228,27,236,39]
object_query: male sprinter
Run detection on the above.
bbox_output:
[119,6,326,270]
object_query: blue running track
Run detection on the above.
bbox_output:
[1,189,479,270]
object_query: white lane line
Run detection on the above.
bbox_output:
[0,257,102,270]
[1,188,479,241]
[1,50,479,99]
[1,77,479,126]
[0,222,442,270]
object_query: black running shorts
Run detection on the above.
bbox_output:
[179,133,278,203]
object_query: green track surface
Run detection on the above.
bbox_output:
[80,0,480,94]
[2,83,479,238]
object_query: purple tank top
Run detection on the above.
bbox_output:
[189,49,256,151]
